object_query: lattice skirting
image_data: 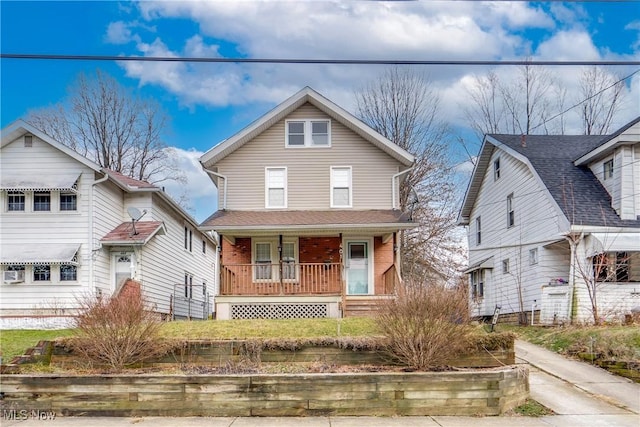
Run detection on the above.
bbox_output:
[230,303,329,319]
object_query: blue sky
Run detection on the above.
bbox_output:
[2,1,640,222]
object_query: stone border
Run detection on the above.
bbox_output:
[0,366,528,417]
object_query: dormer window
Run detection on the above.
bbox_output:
[603,159,613,180]
[286,120,331,147]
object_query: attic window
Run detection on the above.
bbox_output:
[24,135,33,148]
[286,120,331,147]
[493,158,501,180]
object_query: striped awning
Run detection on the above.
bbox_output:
[0,172,80,192]
[0,244,80,265]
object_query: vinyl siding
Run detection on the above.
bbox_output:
[1,132,216,317]
[136,196,216,315]
[215,103,402,210]
[467,148,569,317]
[0,135,92,310]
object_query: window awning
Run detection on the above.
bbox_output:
[586,233,640,257]
[0,244,80,265]
[0,172,80,192]
[463,257,494,274]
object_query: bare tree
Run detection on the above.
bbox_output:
[354,67,462,281]
[27,70,185,185]
[464,63,564,137]
[578,66,625,135]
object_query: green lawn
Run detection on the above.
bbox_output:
[0,318,379,362]
[159,317,379,339]
[0,329,74,362]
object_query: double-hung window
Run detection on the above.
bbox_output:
[493,158,501,180]
[603,159,614,180]
[529,248,538,265]
[470,270,484,299]
[282,241,297,280]
[7,191,25,211]
[475,216,482,246]
[34,191,51,211]
[286,120,331,147]
[266,167,287,208]
[507,193,515,228]
[331,166,352,208]
[255,242,273,280]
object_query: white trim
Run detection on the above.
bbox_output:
[265,167,288,209]
[199,87,414,168]
[330,166,352,208]
[343,237,374,295]
[285,119,331,148]
[251,237,299,282]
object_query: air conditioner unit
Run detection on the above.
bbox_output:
[3,270,25,284]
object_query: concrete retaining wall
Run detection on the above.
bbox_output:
[0,367,529,417]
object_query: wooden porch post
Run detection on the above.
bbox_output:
[279,234,284,295]
[339,233,345,317]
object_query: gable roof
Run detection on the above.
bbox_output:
[1,120,211,238]
[574,116,640,166]
[458,122,640,228]
[199,86,415,169]
[101,221,167,246]
[1,120,102,171]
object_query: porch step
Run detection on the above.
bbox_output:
[343,297,393,317]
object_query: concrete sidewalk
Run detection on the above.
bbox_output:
[3,340,639,426]
[516,339,640,415]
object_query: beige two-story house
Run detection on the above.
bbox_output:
[200,87,416,319]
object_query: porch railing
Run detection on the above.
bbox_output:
[381,264,400,295]
[220,263,342,296]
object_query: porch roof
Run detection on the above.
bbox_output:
[101,221,166,246]
[200,209,415,234]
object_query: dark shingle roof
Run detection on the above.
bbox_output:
[489,134,640,228]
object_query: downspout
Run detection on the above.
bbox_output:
[391,167,414,210]
[204,169,228,210]
[90,172,109,296]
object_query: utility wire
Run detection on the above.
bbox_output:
[529,68,640,133]
[1,53,639,66]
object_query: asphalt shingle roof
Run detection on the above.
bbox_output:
[200,209,413,229]
[489,134,640,228]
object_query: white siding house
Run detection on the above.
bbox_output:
[0,121,217,328]
[458,117,640,324]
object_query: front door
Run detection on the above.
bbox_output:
[114,252,134,290]
[347,241,370,295]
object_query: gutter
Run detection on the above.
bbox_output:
[89,172,109,296]
[391,167,413,210]
[204,169,228,210]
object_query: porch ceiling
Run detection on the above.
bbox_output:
[199,209,415,235]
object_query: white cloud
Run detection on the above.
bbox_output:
[105,21,133,44]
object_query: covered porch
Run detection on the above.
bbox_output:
[200,209,413,319]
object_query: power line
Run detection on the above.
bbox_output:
[529,68,640,133]
[1,53,639,66]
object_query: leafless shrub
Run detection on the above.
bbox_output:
[376,280,473,371]
[70,287,169,371]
